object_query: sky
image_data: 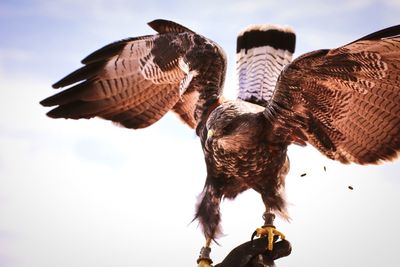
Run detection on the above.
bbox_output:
[1,0,400,266]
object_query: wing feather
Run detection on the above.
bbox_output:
[81,36,152,64]
[41,19,226,130]
[172,90,199,128]
[268,25,400,164]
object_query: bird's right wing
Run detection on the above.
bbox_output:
[40,19,226,131]
[267,25,400,164]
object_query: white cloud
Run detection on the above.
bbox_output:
[0,49,37,82]
[384,0,400,7]
[0,49,34,62]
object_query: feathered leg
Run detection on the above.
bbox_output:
[252,159,289,251]
[195,182,222,267]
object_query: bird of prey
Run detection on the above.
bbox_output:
[40,19,400,266]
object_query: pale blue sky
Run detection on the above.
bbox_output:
[1,1,400,267]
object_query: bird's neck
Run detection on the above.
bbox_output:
[195,96,226,136]
[205,96,226,120]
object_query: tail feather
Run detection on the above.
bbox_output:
[236,24,296,107]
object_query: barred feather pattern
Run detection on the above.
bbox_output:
[236,25,295,107]
[237,46,292,105]
[40,20,226,130]
[269,35,400,164]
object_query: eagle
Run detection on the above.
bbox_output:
[40,19,400,265]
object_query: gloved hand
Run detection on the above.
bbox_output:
[214,237,291,267]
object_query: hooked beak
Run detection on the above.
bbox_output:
[207,129,214,139]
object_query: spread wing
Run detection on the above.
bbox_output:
[40,19,226,130]
[267,25,400,164]
[236,24,296,106]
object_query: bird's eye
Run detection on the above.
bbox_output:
[222,122,236,135]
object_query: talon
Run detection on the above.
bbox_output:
[251,230,257,242]
[253,225,286,251]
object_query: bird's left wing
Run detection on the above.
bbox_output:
[236,24,296,106]
[40,19,226,130]
[267,25,400,164]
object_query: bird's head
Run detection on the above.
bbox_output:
[205,100,264,152]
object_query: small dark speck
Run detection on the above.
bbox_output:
[323,166,326,172]
[300,173,307,177]
[348,186,354,190]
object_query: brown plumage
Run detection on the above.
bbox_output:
[41,20,225,130]
[41,20,400,246]
[269,34,400,164]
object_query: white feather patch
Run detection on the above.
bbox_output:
[237,45,292,103]
[139,54,185,84]
[178,57,198,94]
[237,24,294,38]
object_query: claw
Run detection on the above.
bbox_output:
[252,225,285,251]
